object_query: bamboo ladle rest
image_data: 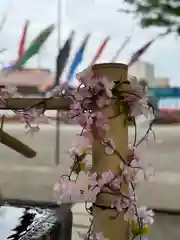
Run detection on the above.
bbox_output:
[0,97,71,158]
[0,129,36,158]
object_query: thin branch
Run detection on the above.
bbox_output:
[0,97,70,110]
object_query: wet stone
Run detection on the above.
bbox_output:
[0,204,60,240]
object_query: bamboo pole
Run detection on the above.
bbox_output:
[92,63,129,240]
[0,130,36,158]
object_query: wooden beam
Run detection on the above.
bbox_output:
[0,97,70,110]
[0,130,36,158]
[0,97,70,158]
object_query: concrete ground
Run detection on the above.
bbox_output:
[0,124,180,209]
[0,123,180,239]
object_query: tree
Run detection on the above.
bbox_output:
[119,0,180,35]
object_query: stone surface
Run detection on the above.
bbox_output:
[0,204,58,239]
[0,202,72,240]
[72,204,180,240]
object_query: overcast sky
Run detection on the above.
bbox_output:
[0,0,179,85]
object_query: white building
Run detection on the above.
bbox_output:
[155,77,169,87]
[128,61,156,87]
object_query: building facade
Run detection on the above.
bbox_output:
[128,61,155,86]
[0,68,53,96]
[155,77,170,87]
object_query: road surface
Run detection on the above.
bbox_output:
[0,123,179,207]
[1,123,180,173]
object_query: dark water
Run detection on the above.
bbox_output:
[0,204,57,240]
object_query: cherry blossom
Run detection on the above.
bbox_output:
[98,170,115,187]
[76,67,94,86]
[52,69,155,240]
[111,195,136,217]
[4,68,154,240]
[137,206,154,225]
[103,138,116,155]
[99,76,114,98]
[69,136,92,157]
[17,108,44,133]
[54,173,100,204]
[125,76,154,120]
[89,232,106,240]
[25,125,40,135]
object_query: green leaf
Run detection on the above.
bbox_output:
[141,226,151,234]
[141,16,174,28]
[131,221,151,236]
[123,0,180,35]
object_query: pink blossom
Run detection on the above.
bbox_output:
[79,231,106,240]
[83,130,93,141]
[77,69,114,102]
[88,172,100,195]
[89,232,106,240]
[95,232,105,240]
[17,108,44,132]
[98,170,115,187]
[110,176,121,190]
[69,136,92,173]
[70,101,82,111]
[121,148,154,183]
[54,176,72,204]
[126,76,154,119]
[130,76,146,98]
[25,125,40,135]
[131,147,141,163]
[112,195,136,217]
[99,76,114,98]
[76,88,92,101]
[53,69,155,236]
[137,206,154,225]
[76,67,94,85]
[103,138,116,155]
[130,148,154,182]
[119,161,137,183]
[69,136,91,157]
[96,94,111,108]
[130,97,151,118]
[54,173,100,203]
[75,112,93,129]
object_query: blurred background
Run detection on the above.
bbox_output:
[0,0,180,123]
[0,0,180,239]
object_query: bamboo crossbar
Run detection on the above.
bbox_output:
[0,97,70,110]
[0,130,36,158]
[0,97,70,158]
